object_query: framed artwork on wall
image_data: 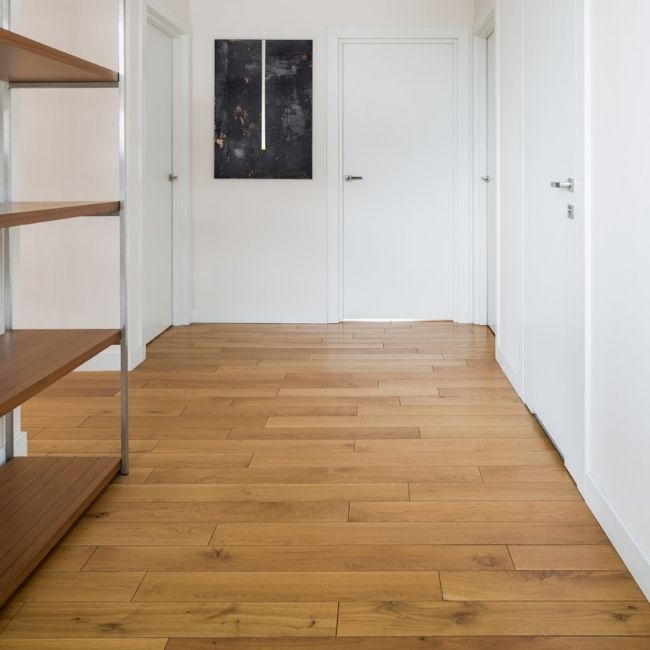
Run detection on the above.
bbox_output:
[214,39,313,179]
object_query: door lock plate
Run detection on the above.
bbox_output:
[567,204,574,219]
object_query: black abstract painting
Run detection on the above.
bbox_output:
[214,39,312,179]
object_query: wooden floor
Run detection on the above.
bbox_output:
[1,322,649,649]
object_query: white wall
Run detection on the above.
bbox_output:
[15,0,189,370]
[474,0,495,27]
[494,0,524,393]
[190,0,474,323]
[15,0,120,335]
[585,0,650,598]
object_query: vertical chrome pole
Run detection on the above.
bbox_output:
[118,0,129,474]
[1,0,14,461]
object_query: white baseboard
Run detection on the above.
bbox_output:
[191,307,328,324]
[496,345,524,398]
[77,344,146,371]
[582,471,650,600]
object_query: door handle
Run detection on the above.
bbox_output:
[550,177,574,192]
[481,175,492,182]
[169,174,179,182]
[345,175,364,182]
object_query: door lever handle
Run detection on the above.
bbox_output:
[169,174,179,182]
[550,177,574,192]
[345,175,364,182]
[481,175,491,182]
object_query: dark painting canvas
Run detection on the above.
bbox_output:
[214,39,312,179]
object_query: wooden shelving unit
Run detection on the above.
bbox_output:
[0,200,120,228]
[0,3,128,607]
[0,329,121,415]
[0,27,118,85]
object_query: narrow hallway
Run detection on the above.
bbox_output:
[2,322,649,647]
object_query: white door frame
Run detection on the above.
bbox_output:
[145,2,192,330]
[472,12,496,327]
[126,0,191,365]
[327,27,471,323]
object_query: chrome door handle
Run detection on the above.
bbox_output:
[169,174,179,181]
[345,175,363,182]
[550,177,574,192]
[481,175,491,182]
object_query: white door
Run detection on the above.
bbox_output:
[342,42,455,320]
[523,0,583,474]
[144,21,174,343]
[486,31,497,333]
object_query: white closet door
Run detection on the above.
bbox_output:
[144,21,174,343]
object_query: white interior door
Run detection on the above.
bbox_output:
[144,21,174,343]
[486,31,497,333]
[523,0,583,472]
[342,42,455,320]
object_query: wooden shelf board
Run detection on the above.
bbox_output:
[0,27,118,84]
[0,201,120,228]
[0,456,120,606]
[0,329,121,417]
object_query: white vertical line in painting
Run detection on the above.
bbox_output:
[261,39,267,150]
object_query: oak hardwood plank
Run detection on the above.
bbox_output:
[128,453,252,469]
[85,545,514,572]
[479,466,572,482]
[409,482,581,501]
[98,483,410,503]
[227,427,421,440]
[146,467,483,485]
[163,637,650,650]
[84,501,350,523]
[212,522,608,546]
[348,501,595,523]
[419,426,540,439]
[36,546,97,572]
[2,602,338,638]
[440,570,646,601]
[355,438,552,452]
[249,451,561,468]
[337,601,650,636]
[13,572,145,603]
[508,544,627,570]
[63,522,216,546]
[265,416,539,429]
[0,641,168,650]
[154,440,354,453]
[82,416,268,430]
[134,571,441,602]
[31,427,231,441]
[28,440,157,454]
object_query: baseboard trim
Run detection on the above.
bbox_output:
[582,471,650,600]
[191,308,328,324]
[77,344,146,371]
[496,345,523,398]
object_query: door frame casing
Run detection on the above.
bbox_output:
[145,4,192,330]
[127,0,192,364]
[472,12,496,327]
[327,27,471,323]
